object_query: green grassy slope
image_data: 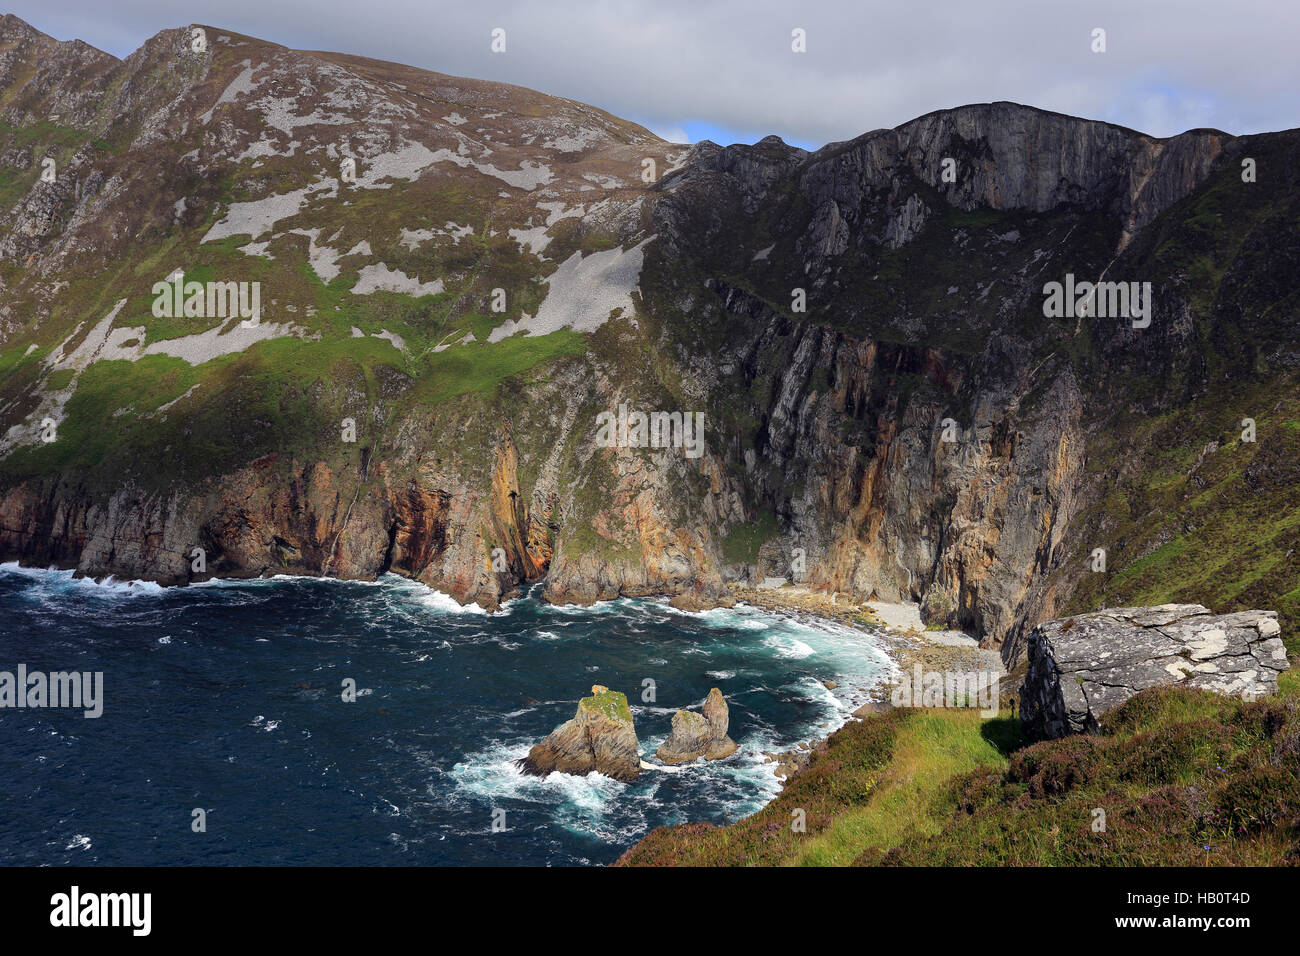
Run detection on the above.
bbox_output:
[618,680,1300,867]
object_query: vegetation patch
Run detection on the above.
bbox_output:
[619,682,1300,866]
[721,510,780,565]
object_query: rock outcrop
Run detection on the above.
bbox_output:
[518,685,641,781]
[1021,605,1290,739]
[656,688,738,763]
[797,103,1225,256]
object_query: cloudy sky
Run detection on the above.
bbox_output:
[10,0,1299,149]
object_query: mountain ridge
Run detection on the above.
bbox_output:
[0,15,1296,664]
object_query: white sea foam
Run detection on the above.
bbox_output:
[5,568,894,857]
[660,601,771,630]
[441,591,892,837]
[639,759,689,774]
[763,634,816,660]
[375,574,489,615]
[188,570,493,618]
[544,598,630,616]
[447,739,661,844]
[0,562,166,599]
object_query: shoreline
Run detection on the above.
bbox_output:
[728,581,1002,676]
[727,582,1006,786]
[0,559,1000,794]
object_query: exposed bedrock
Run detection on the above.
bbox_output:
[655,688,738,763]
[672,287,1087,656]
[797,102,1225,253]
[1021,605,1290,739]
[518,685,641,782]
[0,437,550,610]
[645,102,1244,658]
[1,37,1283,652]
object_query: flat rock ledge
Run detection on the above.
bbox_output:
[518,685,641,782]
[1022,604,1289,739]
[656,688,738,764]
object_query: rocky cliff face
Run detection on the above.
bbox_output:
[642,102,1280,657]
[798,103,1225,253]
[0,17,709,611]
[1,17,1297,653]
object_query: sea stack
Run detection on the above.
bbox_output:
[518,685,641,782]
[656,688,739,763]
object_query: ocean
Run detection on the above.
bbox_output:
[0,563,896,866]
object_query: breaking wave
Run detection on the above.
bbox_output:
[1,563,894,866]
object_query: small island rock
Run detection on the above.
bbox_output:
[518,685,640,781]
[657,687,738,763]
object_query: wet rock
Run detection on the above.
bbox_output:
[657,687,738,763]
[762,749,808,782]
[762,736,831,784]
[656,710,711,763]
[518,685,640,781]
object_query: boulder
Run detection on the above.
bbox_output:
[852,700,893,718]
[518,685,640,781]
[1021,604,1290,739]
[657,688,738,763]
[762,738,830,783]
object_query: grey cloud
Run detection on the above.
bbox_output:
[8,0,1298,146]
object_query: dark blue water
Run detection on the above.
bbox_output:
[0,563,894,866]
